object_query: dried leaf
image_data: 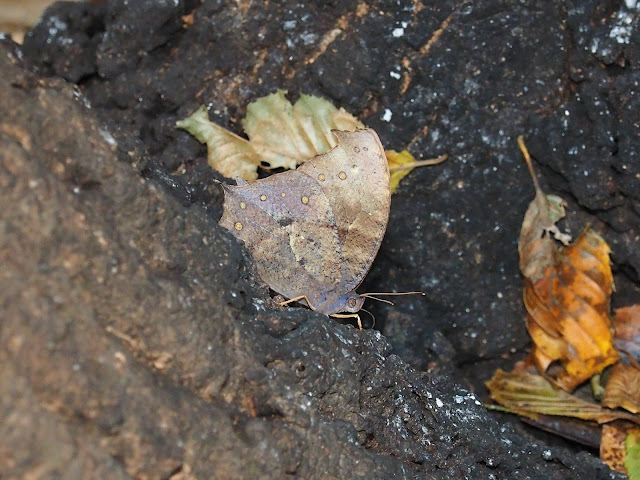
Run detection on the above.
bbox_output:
[523,229,620,390]
[603,363,640,414]
[485,369,639,424]
[517,140,573,276]
[386,150,416,194]
[386,150,448,194]
[602,425,640,478]
[601,423,633,474]
[177,91,363,181]
[243,90,364,170]
[627,429,640,479]
[614,305,640,361]
[176,106,261,182]
[178,90,444,187]
[517,137,619,391]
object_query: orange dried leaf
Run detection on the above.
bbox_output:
[614,305,640,360]
[485,369,638,424]
[602,363,640,414]
[601,423,634,474]
[524,229,619,390]
[517,137,619,391]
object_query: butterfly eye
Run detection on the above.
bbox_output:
[347,297,358,309]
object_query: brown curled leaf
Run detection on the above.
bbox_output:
[517,136,619,392]
[600,423,633,475]
[601,423,640,477]
[614,305,640,361]
[602,363,640,414]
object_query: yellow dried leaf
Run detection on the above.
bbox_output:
[177,91,363,181]
[385,150,448,194]
[485,369,639,424]
[176,106,261,181]
[517,137,619,391]
[243,90,364,170]
[386,150,416,194]
[603,363,640,414]
[178,90,445,185]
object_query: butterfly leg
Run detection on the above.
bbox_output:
[279,295,317,311]
[330,313,363,330]
[280,298,364,330]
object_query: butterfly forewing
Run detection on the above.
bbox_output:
[297,130,390,296]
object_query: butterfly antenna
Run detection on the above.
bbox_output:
[360,291,425,306]
[362,291,425,297]
[360,294,395,306]
[360,307,376,329]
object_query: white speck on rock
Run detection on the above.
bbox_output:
[98,128,117,147]
[301,32,317,45]
[610,24,633,44]
[382,109,392,122]
[609,6,637,44]
[45,16,68,45]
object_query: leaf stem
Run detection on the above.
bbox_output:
[388,154,448,171]
[517,135,541,193]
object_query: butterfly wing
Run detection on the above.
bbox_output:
[219,129,390,315]
[219,168,342,309]
[296,129,390,300]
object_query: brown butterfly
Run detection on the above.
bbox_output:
[219,129,422,328]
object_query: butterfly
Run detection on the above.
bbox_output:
[219,129,421,328]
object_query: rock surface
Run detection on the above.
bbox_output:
[1,0,638,478]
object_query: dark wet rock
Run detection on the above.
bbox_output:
[2,0,638,477]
